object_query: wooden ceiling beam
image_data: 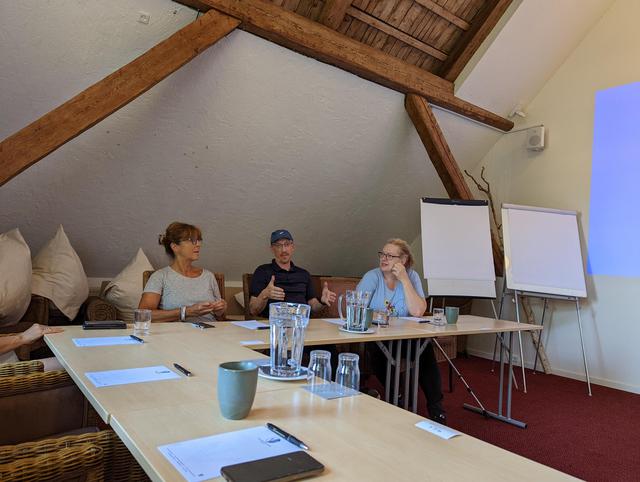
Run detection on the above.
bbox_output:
[346,6,448,61]
[439,0,512,82]
[0,10,240,187]
[318,0,354,30]
[413,0,470,31]
[405,93,504,275]
[197,0,513,131]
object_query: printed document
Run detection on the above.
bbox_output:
[85,365,180,388]
[73,336,140,347]
[232,320,269,330]
[158,426,300,482]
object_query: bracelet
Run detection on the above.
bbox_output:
[179,306,186,321]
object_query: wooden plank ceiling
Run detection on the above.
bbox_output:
[180,0,511,82]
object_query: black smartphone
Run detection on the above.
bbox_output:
[221,451,324,482]
[82,320,126,330]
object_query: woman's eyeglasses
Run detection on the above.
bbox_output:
[378,251,401,260]
[181,237,202,245]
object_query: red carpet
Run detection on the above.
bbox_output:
[405,356,640,481]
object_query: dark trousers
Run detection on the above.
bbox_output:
[368,341,444,416]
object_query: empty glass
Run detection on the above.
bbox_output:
[335,353,360,391]
[307,350,332,391]
[269,302,311,377]
[432,308,446,326]
[133,309,151,336]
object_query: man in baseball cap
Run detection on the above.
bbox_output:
[248,229,336,318]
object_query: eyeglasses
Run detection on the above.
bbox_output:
[181,237,202,245]
[272,241,293,250]
[378,251,401,260]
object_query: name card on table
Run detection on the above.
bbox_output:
[415,421,462,440]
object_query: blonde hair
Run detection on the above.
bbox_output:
[385,238,414,269]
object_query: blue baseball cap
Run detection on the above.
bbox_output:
[270,229,293,244]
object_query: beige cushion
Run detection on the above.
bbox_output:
[0,228,32,326]
[104,248,154,321]
[234,290,245,308]
[32,225,89,320]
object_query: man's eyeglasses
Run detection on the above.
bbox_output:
[272,241,294,250]
[378,251,401,260]
[181,237,202,245]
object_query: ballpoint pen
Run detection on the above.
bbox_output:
[256,326,270,330]
[130,334,144,343]
[173,363,193,377]
[266,423,309,450]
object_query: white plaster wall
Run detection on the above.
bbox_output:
[0,0,614,284]
[466,0,640,394]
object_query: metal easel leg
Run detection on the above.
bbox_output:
[491,281,508,371]
[513,291,528,393]
[575,299,592,396]
[533,299,547,374]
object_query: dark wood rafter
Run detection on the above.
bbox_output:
[195,0,513,131]
[413,0,470,31]
[0,10,240,187]
[346,7,448,61]
[318,0,354,29]
[405,93,504,275]
[439,0,512,81]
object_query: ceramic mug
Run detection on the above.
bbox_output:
[217,361,258,419]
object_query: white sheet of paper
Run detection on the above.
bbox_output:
[73,336,140,347]
[401,316,432,323]
[240,340,265,346]
[158,426,300,482]
[322,318,345,325]
[231,320,269,330]
[415,421,462,440]
[85,365,180,388]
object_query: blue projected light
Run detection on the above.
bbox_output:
[588,82,640,276]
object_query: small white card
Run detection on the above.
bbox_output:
[240,340,264,346]
[322,318,345,326]
[231,320,269,330]
[158,426,300,482]
[73,336,141,347]
[415,420,462,440]
[85,365,180,387]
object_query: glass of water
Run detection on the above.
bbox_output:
[307,350,332,391]
[133,309,151,336]
[432,308,446,326]
[269,302,311,378]
[335,352,360,391]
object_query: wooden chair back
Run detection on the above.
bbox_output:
[318,276,361,318]
[143,270,225,300]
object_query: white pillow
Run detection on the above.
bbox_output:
[234,291,245,308]
[104,248,154,321]
[0,228,32,326]
[32,225,89,320]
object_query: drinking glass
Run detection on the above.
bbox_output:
[432,308,446,326]
[269,302,311,377]
[335,353,360,391]
[307,350,332,391]
[373,310,389,328]
[133,309,151,336]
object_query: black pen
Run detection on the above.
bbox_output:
[130,334,144,343]
[256,325,270,330]
[173,363,192,377]
[266,423,309,450]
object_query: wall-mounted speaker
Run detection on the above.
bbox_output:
[526,126,545,151]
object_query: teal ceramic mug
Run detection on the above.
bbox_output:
[217,361,258,420]
[445,306,459,324]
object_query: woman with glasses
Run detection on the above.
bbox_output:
[138,222,226,322]
[358,238,446,424]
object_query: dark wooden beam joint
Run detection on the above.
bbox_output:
[405,93,504,275]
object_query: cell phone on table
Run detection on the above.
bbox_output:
[220,451,324,482]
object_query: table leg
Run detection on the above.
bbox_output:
[393,340,401,406]
[404,339,411,410]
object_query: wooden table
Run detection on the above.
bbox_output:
[44,318,559,481]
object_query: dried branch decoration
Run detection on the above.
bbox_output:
[464,166,503,251]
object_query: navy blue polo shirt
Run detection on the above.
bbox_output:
[250,260,318,318]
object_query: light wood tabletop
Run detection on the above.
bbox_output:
[110,387,573,482]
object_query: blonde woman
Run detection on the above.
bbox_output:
[358,238,446,424]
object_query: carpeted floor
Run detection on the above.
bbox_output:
[389,355,640,481]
